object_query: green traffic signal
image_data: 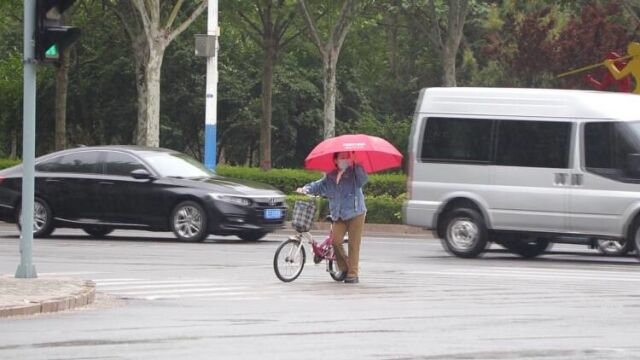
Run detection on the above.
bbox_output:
[45,44,58,59]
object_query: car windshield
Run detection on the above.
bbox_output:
[140,152,215,178]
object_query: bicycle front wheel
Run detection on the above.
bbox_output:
[273,239,306,282]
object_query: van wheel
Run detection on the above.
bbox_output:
[441,208,487,258]
[597,239,632,256]
[629,220,640,261]
[501,237,551,259]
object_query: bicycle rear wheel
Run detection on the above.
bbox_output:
[273,239,306,282]
[328,259,347,281]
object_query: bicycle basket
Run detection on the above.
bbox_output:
[291,200,316,232]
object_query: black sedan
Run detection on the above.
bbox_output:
[0,146,287,242]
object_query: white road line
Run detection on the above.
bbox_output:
[406,270,640,282]
[99,283,229,291]
[116,286,247,296]
[95,279,213,286]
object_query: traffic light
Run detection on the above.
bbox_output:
[35,0,80,65]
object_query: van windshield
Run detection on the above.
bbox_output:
[584,121,640,181]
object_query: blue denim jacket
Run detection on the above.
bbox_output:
[303,164,368,221]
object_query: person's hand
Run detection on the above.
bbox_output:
[603,59,614,68]
[295,187,307,194]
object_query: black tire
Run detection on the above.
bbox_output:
[328,259,347,282]
[273,238,306,282]
[83,226,114,238]
[17,197,55,238]
[170,200,208,242]
[501,237,551,259]
[629,220,640,262]
[238,231,267,242]
[597,239,632,257]
[441,208,488,258]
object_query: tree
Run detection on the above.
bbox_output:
[237,0,302,170]
[404,0,470,87]
[298,0,356,139]
[111,0,207,147]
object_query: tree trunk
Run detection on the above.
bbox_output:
[442,45,457,87]
[54,48,71,151]
[10,130,17,159]
[322,50,339,139]
[385,7,399,77]
[132,36,164,147]
[260,43,275,170]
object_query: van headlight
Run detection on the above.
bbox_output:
[210,194,252,206]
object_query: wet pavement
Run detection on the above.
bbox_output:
[1,224,639,359]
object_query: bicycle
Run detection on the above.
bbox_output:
[273,198,347,283]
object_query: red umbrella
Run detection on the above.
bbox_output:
[304,134,403,173]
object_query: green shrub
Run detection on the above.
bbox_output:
[0,159,20,170]
[217,165,406,197]
[284,194,402,225]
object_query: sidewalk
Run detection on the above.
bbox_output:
[0,276,96,318]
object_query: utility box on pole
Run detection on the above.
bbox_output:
[195,34,217,58]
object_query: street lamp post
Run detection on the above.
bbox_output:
[16,0,38,279]
[204,0,219,170]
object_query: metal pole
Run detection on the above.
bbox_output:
[16,0,38,278]
[204,0,219,170]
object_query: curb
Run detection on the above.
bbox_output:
[0,280,96,318]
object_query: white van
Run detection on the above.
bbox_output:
[403,87,640,260]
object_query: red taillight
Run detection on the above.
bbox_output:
[0,176,4,185]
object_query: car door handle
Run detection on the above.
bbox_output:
[554,173,568,185]
[571,174,583,186]
[45,179,61,183]
[99,181,114,186]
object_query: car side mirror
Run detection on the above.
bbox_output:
[626,153,640,177]
[131,169,154,180]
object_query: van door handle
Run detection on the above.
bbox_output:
[571,174,583,186]
[554,173,568,185]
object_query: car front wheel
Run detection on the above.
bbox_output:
[170,201,208,242]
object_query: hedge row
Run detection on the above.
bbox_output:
[216,165,406,198]
[285,194,402,224]
[0,159,20,170]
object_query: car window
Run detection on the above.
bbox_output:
[50,151,102,174]
[421,117,493,162]
[105,152,147,177]
[585,121,640,180]
[140,152,214,178]
[496,120,571,168]
[35,155,64,172]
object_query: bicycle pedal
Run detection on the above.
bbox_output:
[313,255,323,264]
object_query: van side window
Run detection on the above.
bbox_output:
[421,117,493,162]
[496,121,570,168]
[585,121,640,180]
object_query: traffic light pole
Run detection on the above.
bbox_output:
[204,0,218,170]
[16,0,38,279]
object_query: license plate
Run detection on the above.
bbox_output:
[264,208,283,220]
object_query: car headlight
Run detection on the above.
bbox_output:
[210,194,252,206]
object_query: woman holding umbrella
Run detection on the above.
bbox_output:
[297,151,368,284]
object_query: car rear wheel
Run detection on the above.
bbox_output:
[171,201,208,242]
[500,236,551,258]
[597,239,632,256]
[238,231,267,241]
[17,198,54,238]
[83,226,114,238]
[441,208,488,258]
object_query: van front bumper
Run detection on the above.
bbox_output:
[402,200,440,229]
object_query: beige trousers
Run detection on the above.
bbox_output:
[331,213,365,278]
